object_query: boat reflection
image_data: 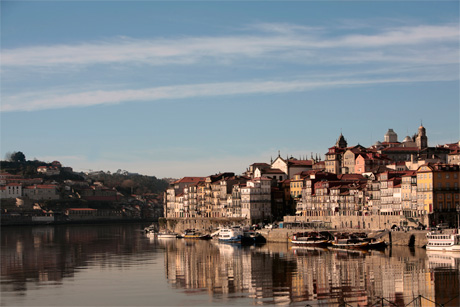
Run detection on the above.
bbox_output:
[162,241,460,306]
[1,225,459,306]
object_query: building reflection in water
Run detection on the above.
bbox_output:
[162,240,460,306]
[1,225,459,306]
[1,224,156,296]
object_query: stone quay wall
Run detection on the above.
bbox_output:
[258,228,428,247]
[165,217,429,247]
[283,214,427,231]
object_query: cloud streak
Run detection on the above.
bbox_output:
[2,23,458,68]
[3,74,457,112]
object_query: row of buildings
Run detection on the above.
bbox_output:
[164,126,460,229]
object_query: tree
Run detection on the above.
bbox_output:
[10,151,26,163]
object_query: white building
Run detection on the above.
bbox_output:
[241,177,271,223]
[0,183,22,199]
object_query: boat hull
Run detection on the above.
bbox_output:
[290,239,330,247]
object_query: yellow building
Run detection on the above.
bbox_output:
[417,163,460,226]
[290,173,305,199]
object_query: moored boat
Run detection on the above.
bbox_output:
[331,233,369,249]
[290,231,331,247]
[242,230,266,244]
[426,229,460,252]
[182,229,212,240]
[218,226,244,243]
[157,231,179,239]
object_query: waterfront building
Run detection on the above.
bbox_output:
[164,177,205,218]
[416,163,460,227]
[241,177,271,223]
[401,171,418,219]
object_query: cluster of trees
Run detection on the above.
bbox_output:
[1,151,171,196]
[88,170,170,196]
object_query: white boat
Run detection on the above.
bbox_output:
[157,231,178,239]
[426,229,460,252]
[218,226,244,243]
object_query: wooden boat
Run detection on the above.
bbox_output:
[331,233,369,249]
[290,231,331,247]
[182,229,212,240]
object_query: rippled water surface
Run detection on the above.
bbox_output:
[1,224,459,306]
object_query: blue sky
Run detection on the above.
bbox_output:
[1,1,459,178]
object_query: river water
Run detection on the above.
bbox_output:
[1,223,459,306]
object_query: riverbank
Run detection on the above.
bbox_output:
[259,228,429,247]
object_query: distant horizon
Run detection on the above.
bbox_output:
[2,1,458,179]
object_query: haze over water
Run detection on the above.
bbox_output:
[1,224,459,306]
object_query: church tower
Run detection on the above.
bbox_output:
[416,124,428,150]
[335,133,347,148]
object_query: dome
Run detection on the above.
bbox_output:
[384,129,398,143]
[403,136,412,143]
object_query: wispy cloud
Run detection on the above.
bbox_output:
[2,22,458,112]
[2,23,458,68]
[3,74,457,112]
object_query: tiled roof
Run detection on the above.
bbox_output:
[381,147,419,152]
[288,159,313,166]
[175,177,206,184]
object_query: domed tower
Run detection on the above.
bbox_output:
[416,124,428,150]
[384,129,398,143]
[335,133,348,148]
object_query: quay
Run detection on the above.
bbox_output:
[258,228,429,247]
[164,218,429,247]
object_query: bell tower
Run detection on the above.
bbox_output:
[416,124,428,150]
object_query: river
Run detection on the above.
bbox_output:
[1,223,459,306]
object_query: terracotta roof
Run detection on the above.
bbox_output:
[175,177,206,184]
[337,174,365,181]
[381,147,419,152]
[288,159,313,166]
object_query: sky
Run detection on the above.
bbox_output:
[1,1,459,179]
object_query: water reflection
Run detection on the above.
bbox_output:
[1,225,459,306]
[1,224,156,296]
[162,240,460,306]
